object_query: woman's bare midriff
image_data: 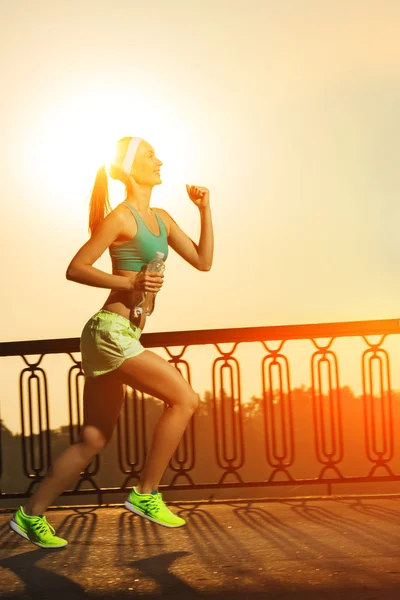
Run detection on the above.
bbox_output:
[101,269,148,331]
[98,203,168,331]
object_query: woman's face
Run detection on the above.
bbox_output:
[131,139,163,186]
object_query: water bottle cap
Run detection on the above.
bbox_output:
[155,252,165,259]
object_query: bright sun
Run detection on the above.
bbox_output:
[24,84,197,217]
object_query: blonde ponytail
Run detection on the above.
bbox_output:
[88,166,112,236]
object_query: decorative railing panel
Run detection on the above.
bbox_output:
[1,318,400,504]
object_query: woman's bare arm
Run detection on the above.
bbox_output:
[66,209,133,291]
[157,206,213,270]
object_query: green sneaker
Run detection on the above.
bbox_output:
[125,487,186,528]
[9,506,68,549]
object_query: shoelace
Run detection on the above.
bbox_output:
[31,515,56,538]
[142,493,163,514]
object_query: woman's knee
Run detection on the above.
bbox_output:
[79,425,109,455]
[174,391,200,414]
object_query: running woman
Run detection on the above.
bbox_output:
[10,136,214,548]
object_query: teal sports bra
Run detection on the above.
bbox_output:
[109,201,169,271]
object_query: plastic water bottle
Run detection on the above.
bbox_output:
[133,252,165,317]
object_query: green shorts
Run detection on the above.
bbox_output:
[80,309,145,378]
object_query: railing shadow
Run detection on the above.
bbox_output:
[2,500,400,599]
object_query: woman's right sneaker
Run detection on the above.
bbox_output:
[125,487,186,528]
[9,506,68,549]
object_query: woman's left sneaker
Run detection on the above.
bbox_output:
[9,506,68,549]
[125,487,186,528]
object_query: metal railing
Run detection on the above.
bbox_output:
[1,317,400,504]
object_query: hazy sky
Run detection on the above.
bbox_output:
[2,0,400,340]
[1,0,400,432]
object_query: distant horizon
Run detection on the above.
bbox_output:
[1,382,398,436]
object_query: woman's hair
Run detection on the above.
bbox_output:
[88,136,133,236]
[88,166,111,236]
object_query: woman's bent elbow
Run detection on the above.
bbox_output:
[66,264,78,280]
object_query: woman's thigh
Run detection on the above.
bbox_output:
[114,350,199,410]
[82,371,126,446]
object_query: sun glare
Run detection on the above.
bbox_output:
[24,84,198,217]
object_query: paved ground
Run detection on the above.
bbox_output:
[1,495,400,599]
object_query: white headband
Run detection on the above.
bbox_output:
[121,137,143,175]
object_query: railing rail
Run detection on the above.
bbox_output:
[2,318,400,357]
